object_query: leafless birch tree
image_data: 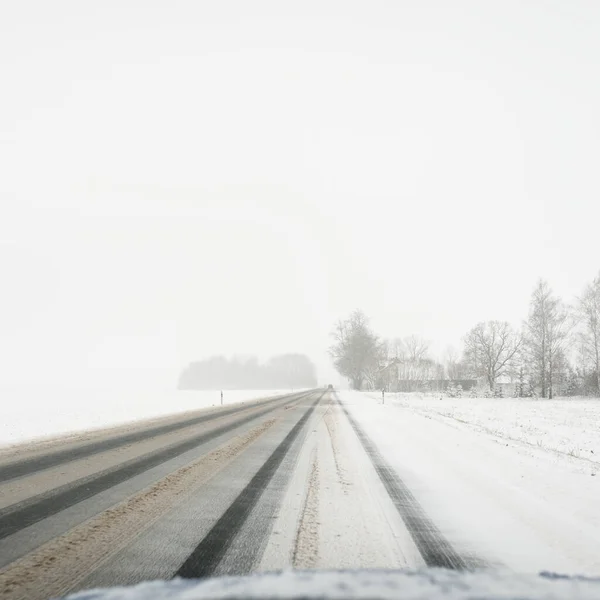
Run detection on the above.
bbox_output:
[577,272,600,395]
[525,280,572,398]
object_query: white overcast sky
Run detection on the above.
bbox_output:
[1,1,599,389]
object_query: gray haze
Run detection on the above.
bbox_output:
[1,1,599,390]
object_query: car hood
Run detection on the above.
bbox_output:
[61,568,600,600]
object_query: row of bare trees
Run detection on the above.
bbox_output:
[460,274,600,398]
[329,271,600,397]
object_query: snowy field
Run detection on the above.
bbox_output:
[340,391,600,576]
[368,392,600,464]
[0,388,296,448]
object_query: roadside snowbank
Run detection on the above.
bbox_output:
[0,388,296,447]
[62,569,600,600]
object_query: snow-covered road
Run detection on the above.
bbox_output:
[1,389,598,600]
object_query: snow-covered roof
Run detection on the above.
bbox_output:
[62,569,600,600]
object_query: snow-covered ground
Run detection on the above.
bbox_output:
[0,387,295,448]
[382,393,600,462]
[340,391,600,576]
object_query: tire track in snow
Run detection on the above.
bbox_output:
[336,394,483,570]
[176,392,324,579]
[323,408,352,492]
[292,453,320,568]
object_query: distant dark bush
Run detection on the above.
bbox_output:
[178,353,318,390]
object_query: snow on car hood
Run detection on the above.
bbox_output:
[62,569,600,600]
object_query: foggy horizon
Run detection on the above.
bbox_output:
[2,1,599,391]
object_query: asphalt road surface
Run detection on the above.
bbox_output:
[0,389,480,600]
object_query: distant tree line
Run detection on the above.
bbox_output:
[178,353,317,390]
[329,270,600,398]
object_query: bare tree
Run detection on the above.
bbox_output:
[392,335,436,384]
[463,321,522,390]
[363,342,388,390]
[329,310,382,390]
[526,281,549,398]
[445,345,468,380]
[403,335,430,363]
[525,280,572,399]
[547,303,572,399]
[577,272,600,395]
[388,337,405,360]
